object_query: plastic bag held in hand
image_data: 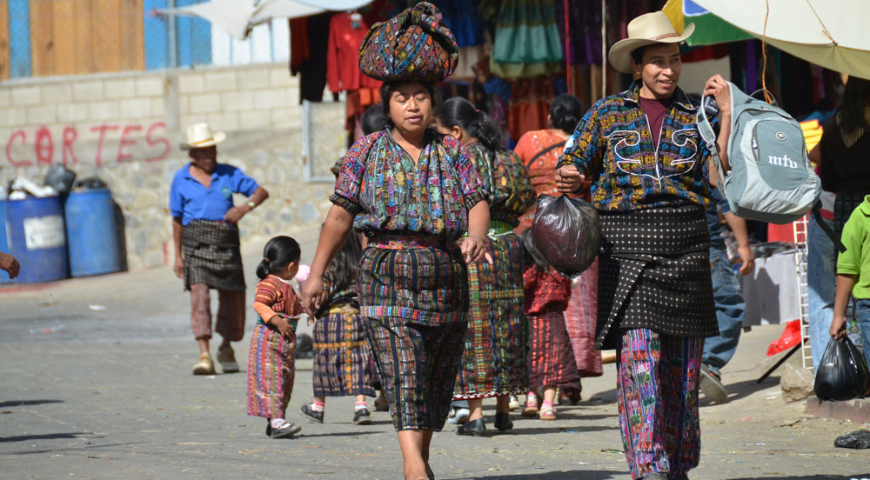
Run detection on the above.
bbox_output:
[814,336,870,402]
[530,194,600,278]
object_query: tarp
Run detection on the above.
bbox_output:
[160,0,373,40]
[693,0,870,80]
[662,0,752,47]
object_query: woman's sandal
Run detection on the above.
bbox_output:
[539,407,556,421]
[521,399,539,418]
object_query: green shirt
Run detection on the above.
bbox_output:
[837,195,870,299]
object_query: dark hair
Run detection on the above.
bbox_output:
[630,46,647,67]
[520,229,549,272]
[256,235,301,280]
[323,232,361,294]
[435,97,504,151]
[838,76,870,136]
[361,104,389,136]
[549,94,584,133]
[380,81,440,126]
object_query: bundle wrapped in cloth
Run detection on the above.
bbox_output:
[359,2,459,83]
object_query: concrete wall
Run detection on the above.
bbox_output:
[0,64,339,272]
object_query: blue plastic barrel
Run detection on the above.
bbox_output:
[64,189,121,277]
[0,199,11,283]
[6,196,69,283]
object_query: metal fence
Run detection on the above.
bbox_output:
[1,0,287,79]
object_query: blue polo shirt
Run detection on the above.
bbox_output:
[169,163,259,225]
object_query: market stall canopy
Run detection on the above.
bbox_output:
[662,0,752,47]
[692,0,870,80]
[159,0,374,40]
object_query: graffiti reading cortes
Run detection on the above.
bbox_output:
[5,122,171,167]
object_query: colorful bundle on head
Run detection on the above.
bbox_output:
[358,2,459,83]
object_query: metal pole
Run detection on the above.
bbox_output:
[167,0,178,68]
[601,0,607,99]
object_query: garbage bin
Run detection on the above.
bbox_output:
[65,189,121,277]
[0,199,12,284]
[6,196,69,283]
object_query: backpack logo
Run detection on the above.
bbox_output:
[775,131,787,141]
[768,155,798,169]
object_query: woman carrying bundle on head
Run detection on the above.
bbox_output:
[300,4,491,479]
[434,97,536,436]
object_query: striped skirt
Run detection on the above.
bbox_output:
[247,322,296,419]
[528,310,581,389]
[454,232,529,399]
[312,303,375,398]
[564,260,603,377]
[360,243,468,431]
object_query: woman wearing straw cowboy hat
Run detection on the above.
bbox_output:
[169,123,270,376]
[555,11,732,480]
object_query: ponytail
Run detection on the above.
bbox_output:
[257,235,301,280]
[435,97,504,151]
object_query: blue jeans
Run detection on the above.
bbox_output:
[856,299,870,369]
[808,215,837,372]
[702,247,746,376]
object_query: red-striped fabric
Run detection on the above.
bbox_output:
[527,310,580,389]
[247,325,296,419]
[564,259,603,377]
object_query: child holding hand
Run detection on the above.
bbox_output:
[247,236,304,438]
[830,195,870,370]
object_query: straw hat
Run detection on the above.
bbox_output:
[608,11,695,74]
[180,123,226,150]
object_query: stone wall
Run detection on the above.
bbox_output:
[0,64,341,272]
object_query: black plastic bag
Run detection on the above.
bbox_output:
[814,336,870,402]
[44,165,77,194]
[530,194,600,279]
[835,430,870,449]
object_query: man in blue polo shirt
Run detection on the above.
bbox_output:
[169,123,269,375]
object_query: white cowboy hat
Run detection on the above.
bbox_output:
[608,11,695,74]
[180,123,227,150]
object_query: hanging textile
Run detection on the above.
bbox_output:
[327,13,382,93]
[555,0,602,66]
[508,77,556,141]
[289,13,333,103]
[490,0,564,79]
[432,0,485,47]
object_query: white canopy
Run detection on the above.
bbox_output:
[694,0,870,80]
[160,0,374,40]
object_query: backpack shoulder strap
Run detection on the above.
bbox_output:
[811,203,847,254]
[526,141,566,168]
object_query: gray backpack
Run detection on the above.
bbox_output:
[697,81,821,225]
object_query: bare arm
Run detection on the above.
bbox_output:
[225,186,270,225]
[459,200,492,264]
[830,274,857,338]
[0,252,20,279]
[299,205,355,315]
[723,211,754,275]
[172,216,184,278]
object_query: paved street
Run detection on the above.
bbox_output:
[1,229,869,480]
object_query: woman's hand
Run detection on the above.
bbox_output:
[556,166,585,194]
[829,314,847,339]
[460,235,492,264]
[300,275,325,318]
[273,315,296,338]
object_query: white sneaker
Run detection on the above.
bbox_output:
[448,408,470,424]
[217,345,240,374]
[509,395,521,411]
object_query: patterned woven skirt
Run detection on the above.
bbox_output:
[528,309,581,389]
[247,322,296,419]
[359,243,468,431]
[182,220,245,292]
[454,232,529,399]
[564,259,603,377]
[312,303,375,398]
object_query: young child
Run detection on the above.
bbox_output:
[520,230,580,420]
[830,195,870,369]
[247,235,304,439]
[301,233,376,425]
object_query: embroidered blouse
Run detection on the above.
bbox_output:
[513,129,566,231]
[253,275,303,324]
[330,130,488,241]
[556,81,712,212]
[466,143,536,228]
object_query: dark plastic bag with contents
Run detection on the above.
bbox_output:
[530,194,600,279]
[814,336,870,402]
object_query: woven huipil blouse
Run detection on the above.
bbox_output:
[465,143,536,227]
[331,130,487,240]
